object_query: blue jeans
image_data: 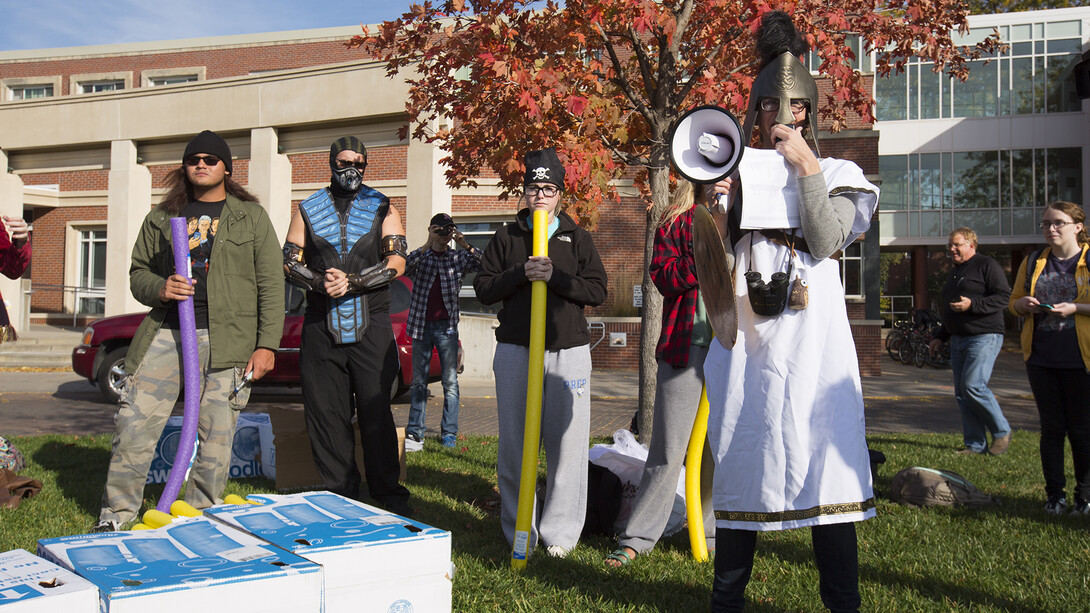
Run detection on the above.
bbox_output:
[407,319,460,439]
[950,333,1010,452]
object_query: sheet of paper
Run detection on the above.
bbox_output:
[739,147,800,230]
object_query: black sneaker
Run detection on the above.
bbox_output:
[1045,495,1067,515]
[90,519,120,533]
[1072,497,1090,516]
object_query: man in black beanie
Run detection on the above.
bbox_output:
[283,135,412,516]
[93,129,284,532]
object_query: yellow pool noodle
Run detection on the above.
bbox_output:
[170,500,202,518]
[511,208,549,571]
[685,384,711,562]
[223,494,261,505]
[130,523,153,531]
[142,509,175,528]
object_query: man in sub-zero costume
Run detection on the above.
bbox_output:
[284,136,412,516]
[702,12,879,612]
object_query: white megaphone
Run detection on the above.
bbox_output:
[668,105,745,185]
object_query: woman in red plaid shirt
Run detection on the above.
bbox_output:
[606,180,715,567]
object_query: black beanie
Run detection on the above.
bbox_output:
[330,136,368,169]
[523,147,565,188]
[183,130,232,174]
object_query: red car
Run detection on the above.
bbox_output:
[72,277,451,403]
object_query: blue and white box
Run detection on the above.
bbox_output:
[206,492,452,613]
[148,413,274,484]
[36,516,323,613]
[0,549,97,612]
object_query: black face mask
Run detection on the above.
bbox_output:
[331,166,363,193]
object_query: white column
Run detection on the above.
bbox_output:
[249,127,292,243]
[405,119,454,246]
[0,150,28,328]
[106,140,152,316]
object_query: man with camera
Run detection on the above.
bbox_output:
[403,213,482,449]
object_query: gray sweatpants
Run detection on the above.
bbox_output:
[618,345,715,553]
[99,327,248,526]
[494,342,591,551]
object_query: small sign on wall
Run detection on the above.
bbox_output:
[633,284,643,308]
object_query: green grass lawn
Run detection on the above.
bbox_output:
[2,431,1087,612]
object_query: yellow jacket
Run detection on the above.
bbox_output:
[1009,243,1090,370]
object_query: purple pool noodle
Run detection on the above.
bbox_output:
[157,217,202,513]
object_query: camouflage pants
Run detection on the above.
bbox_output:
[99,327,250,525]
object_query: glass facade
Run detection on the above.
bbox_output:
[878,147,1082,238]
[876,20,1083,120]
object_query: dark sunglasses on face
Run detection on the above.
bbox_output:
[184,155,221,167]
[335,159,367,171]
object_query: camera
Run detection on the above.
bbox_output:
[436,225,455,237]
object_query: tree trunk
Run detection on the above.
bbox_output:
[636,161,673,444]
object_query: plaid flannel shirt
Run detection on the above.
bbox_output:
[404,245,483,340]
[650,208,700,368]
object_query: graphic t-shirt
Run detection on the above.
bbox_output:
[1029,252,1082,369]
[164,199,225,330]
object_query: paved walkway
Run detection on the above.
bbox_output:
[1,335,1039,439]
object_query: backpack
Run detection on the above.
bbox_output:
[889,466,998,508]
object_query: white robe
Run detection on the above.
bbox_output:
[706,159,879,531]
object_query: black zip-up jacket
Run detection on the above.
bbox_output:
[936,253,1011,338]
[474,209,607,350]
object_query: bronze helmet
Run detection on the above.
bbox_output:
[742,51,821,156]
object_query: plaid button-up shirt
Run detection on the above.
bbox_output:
[650,208,700,368]
[404,245,483,340]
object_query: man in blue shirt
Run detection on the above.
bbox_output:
[404,213,482,449]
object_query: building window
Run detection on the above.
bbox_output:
[876,19,1083,120]
[808,34,872,74]
[9,84,53,100]
[878,147,1082,240]
[149,75,198,86]
[79,80,124,94]
[840,242,864,298]
[455,219,507,314]
[77,229,107,315]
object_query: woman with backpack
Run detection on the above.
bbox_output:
[1009,201,1090,516]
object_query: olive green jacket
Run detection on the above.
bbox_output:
[125,195,285,371]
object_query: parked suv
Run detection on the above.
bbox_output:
[72,277,452,403]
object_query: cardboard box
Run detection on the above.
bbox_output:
[266,407,405,491]
[206,492,451,613]
[37,516,323,613]
[147,413,275,484]
[0,549,98,612]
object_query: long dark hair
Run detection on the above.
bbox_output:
[157,166,258,215]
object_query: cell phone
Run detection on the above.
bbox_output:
[1039,304,1053,310]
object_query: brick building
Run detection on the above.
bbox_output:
[0,25,883,376]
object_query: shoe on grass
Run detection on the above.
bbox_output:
[605,547,636,568]
[545,545,569,558]
[90,519,119,533]
[988,434,1011,456]
[956,448,983,455]
[441,433,457,448]
[1072,497,1090,515]
[1045,495,1067,515]
[405,437,423,453]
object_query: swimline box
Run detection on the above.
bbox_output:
[0,549,98,612]
[147,413,275,484]
[36,516,323,613]
[205,491,452,613]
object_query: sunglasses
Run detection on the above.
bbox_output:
[184,155,222,167]
[335,159,367,171]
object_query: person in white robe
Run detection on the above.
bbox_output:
[704,11,879,613]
